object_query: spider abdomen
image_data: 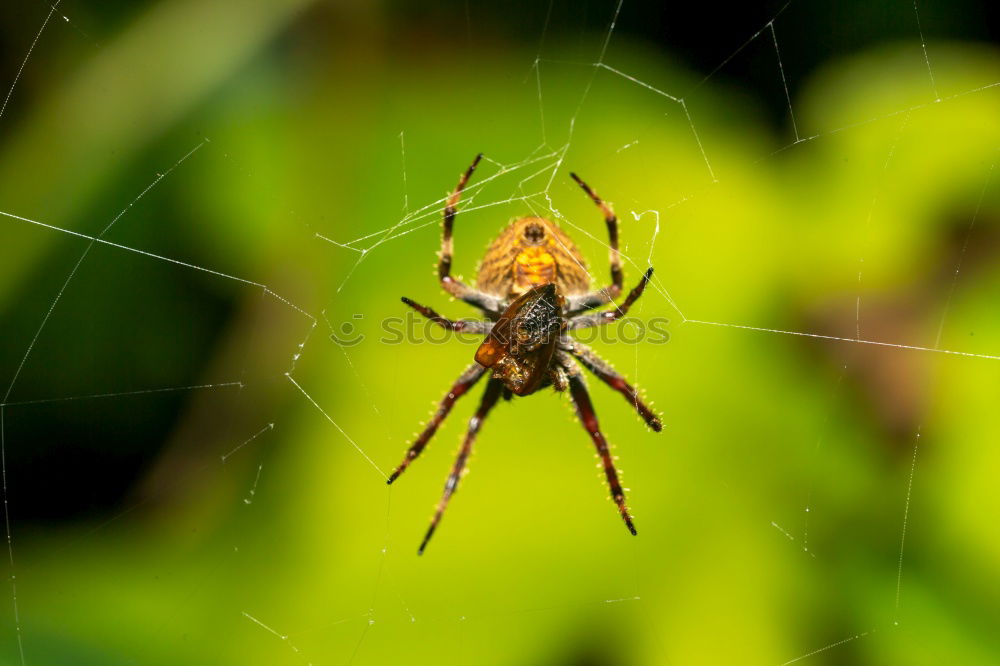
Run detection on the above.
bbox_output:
[476,217,591,299]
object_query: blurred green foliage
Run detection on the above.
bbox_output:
[1,1,1000,664]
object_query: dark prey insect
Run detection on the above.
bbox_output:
[390,154,663,554]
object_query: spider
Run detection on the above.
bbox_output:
[390,154,662,554]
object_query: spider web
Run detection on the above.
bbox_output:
[1,0,999,663]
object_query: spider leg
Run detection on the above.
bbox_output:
[549,365,569,392]
[566,268,653,330]
[561,355,637,536]
[439,154,503,314]
[564,341,662,431]
[387,363,486,484]
[564,173,623,314]
[418,378,504,554]
[401,297,493,334]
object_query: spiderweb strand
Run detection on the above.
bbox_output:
[855,112,911,341]
[0,407,25,666]
[0,1,61,123]
[933,161,996,348]
[780,630,872,665]
[285,374,388,479]
[684,319,1000,362]
[769,21,799,142]
[221,422,276,463]
[912,0,940,101]
[242,611,313,665]
[893,431,920,625]
[1,381,243,408]
[0,208,262,289]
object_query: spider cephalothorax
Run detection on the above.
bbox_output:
[474,283,563,396]
[391,154,662,554]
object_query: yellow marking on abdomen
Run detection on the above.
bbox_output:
[514,247,556,289]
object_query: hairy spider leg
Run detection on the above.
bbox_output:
[566,267,653,330]
[387,363,486,484]
[438,153,502,313]
[419,378,504,554]
[564,358,637,536]
[566,341,662,431]
[401,297,493,334]
[565,172,624,314]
